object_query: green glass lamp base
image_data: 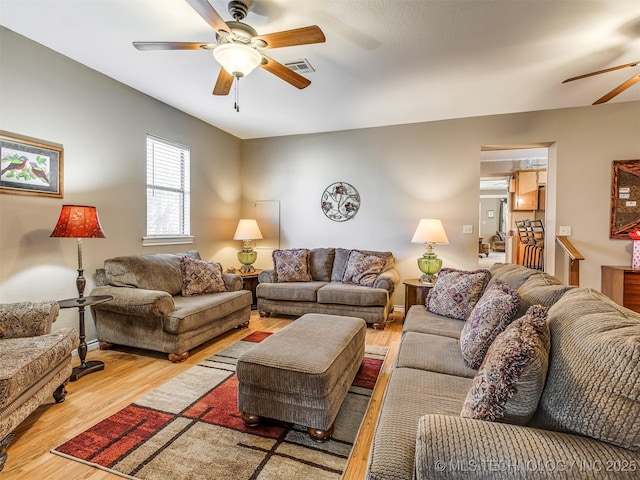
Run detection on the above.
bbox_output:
[238,249,257,273]
[417,253,442,284]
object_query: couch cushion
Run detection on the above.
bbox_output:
[104,251,200,295]
[459,280,520,369]
[256,281,327,302]
[396,332,477,378]
[426,268,491,321]
[180,256,227,296]
[341,250,387,287]
[366,367,471,480]
[309,248,335,282]
[273,248,313,282]
[515,272,573,318]
[461,305,550,425]
[534,288,640,450]
[0,327,78,409]
[165,291,251,334]
[402,306,464,339]
[488,262,538,290]
[317,282,388,306]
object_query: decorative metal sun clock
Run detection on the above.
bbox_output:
[321,182,360,222]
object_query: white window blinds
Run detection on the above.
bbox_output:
[146,135,191,239]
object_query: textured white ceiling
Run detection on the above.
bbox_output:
[1,0,640,139]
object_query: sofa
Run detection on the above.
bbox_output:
[256,248,400,329]
[0,301,78,471]
[367,263,640,479]
[89,251,252,362]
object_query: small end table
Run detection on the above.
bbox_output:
[403,279,434,321]
[238,269,262,310]
[58,294,113,381]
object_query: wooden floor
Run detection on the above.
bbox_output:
[4,311,404,480]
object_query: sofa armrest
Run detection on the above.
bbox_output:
[415,414,640,479]
[90,285,175,317]
[258,269,276,283]
[0,300,59,338]
[223,273,243,291]
[375,268,400,294]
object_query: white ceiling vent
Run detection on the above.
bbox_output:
[284,59,315,74]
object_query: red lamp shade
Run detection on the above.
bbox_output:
[50,205,106,238]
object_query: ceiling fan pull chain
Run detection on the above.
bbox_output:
[234,76,240,112]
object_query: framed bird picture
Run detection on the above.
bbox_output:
[0,131,63,198]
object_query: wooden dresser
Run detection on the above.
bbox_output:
[601,265,640,313]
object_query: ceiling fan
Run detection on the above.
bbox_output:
[133,0,326,111]
[563,60,640,105]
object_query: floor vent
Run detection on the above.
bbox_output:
[284,58,315,74]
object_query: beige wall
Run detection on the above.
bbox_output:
[0,28,243,338]
[242,103,640,307]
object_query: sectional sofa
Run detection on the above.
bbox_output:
[367,263,640,479]
[256,248,400,329]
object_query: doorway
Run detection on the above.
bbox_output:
[479,146,550,270]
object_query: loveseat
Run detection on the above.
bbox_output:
[367,263,640,479]
[89,251,251,362]
[256,248,400,329]
[0,301,78,471]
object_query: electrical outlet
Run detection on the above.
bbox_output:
[559,226,572,236]
[462,225,474,234]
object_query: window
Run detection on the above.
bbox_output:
[144,135,192,245]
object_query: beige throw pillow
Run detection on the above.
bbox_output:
[341,250,386,287]
[273,249,312,282]
[180,256,227,296]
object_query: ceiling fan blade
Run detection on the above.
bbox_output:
[185,0,230,34]
[133,41,211,51]
[563,61,639,83]
[260,56,311,89]
[593,74,640,104]
[254,25,325,49]
[213,68,234,95]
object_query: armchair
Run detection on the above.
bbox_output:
[0,301,78,471]
[492,231,506,251]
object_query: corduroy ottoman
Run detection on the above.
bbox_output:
[237,313,366,442]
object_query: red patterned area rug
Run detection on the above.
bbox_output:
[52,332,387,480]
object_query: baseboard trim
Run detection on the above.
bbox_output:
[72,339,100,357]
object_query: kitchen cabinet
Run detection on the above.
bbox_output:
[512,170,546,211]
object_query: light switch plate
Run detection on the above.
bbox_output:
[559,226,572,236]
[462,224,474,234]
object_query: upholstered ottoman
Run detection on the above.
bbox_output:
[237,313,366,442]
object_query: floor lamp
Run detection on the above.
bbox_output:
[51,205,107,380]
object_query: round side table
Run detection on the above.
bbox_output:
[58,294,113,381]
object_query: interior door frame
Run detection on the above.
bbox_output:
[480,142,557,274]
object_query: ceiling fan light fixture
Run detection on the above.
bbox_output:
[213,43,262,77]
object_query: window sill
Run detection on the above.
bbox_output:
[143,235,194,247]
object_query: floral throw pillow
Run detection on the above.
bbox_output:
[426,268,491,321]
[273,249,312,282]
[461,305,550,425]
[180,256,227,296]
[341,250,387,287]
[460,280,521,369]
